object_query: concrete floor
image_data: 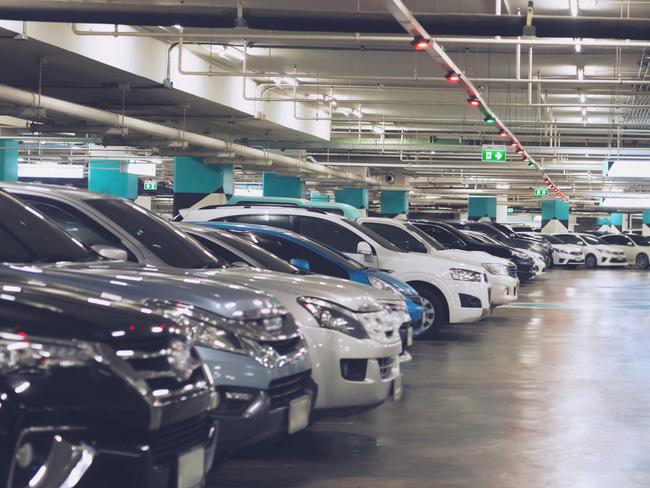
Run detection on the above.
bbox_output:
[209,269,650,488]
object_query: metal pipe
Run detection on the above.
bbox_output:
[0,83,377,185]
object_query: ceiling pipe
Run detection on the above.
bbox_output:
[7,4,650,40]
[0,83,378,186]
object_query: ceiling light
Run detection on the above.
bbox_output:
[467,96,480,107]
[577,67,584,80]
[484,115,496,126]
[579,92,586,103]
[445,72,461,83]
[411,36,431,51]
[372,125,385,135]
[581,107,587,116]
[516,148,524,155]
[496,183,510,190]
[336,107,352,117]
[569,0,579,17]
[499,129,508,138]
[351,108,363,119]
[574,40,582,53]
[509,141,518,148]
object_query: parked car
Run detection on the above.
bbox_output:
[357,217,519,307]
[0,187,314,453]
[410,220,536,281]
[0,284,218,488]
[176,195,363,220]
[600,233,650,269]
[181,222,425,340]
[538,234,585,267]
[181,205,493,337]
[552,233,627,268]
[466,231,547,275]
[2,183,405,418]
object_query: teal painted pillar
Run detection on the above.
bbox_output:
[88,160,138,199]
[596,217,611,226]
[174,156,233,214]
[262,172,303,198]
[335,188,369,210]
[310,191,331,203]
[380,190,409,216]
[610,212,623,230]
[468,195,497,221]
[541,199,569,228]
[643,210,650,225]
[0,140,18,182]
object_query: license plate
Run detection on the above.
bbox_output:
[392,374,403,401]
[406,327,413,347]
[288,394,311,434]
[177,447,205,488]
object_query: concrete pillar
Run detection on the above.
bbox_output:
[173,156,233,214]
[468,195,497,221]
[642,210,650,237]
[262,172,303,198]
[335,188,369,210]
[0,139,19,182]
[496,195,508,223]
[541,199,570,228]
[88,160,138,199]
[310,191,331,203]
[609,212,623,231]
[380,190,409,216]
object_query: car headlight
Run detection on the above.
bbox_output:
[298,297,368,339]
[530,243,544,253]
[367,275,403,297]
[482,263,509,276]
[511,250,528,259]
[0,332,93,375]
[449,268,483,282]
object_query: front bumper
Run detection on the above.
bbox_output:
[303,327,401,415]
[599,256,628,267]
[488,274,519,306]
[554,253,585,266]
[446,279,491,324]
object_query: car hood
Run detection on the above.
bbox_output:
[0,261,286,323]
[365,270,418,297]
[436,249,510,266]
[198,268,394,313]
[552,244,583,253]
[383,251,485,274]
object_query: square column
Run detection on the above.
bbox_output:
[609,212,623,230]
[642,210,650,237]
[541,199,570,228]
[88,160,138,199]
[0,140,18,182]
[262,172,303,198]
[335,188,368,210]
[174,157,233,214]
[380,190,409,216]
[468,195,497,221]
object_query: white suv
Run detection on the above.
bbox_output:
[358,217,519,307]
[181,206,492,336]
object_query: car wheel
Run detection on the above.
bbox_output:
[412,286,447,339]
[636,253,649,269]
[585,254,597,269]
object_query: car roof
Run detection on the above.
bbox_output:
[0,181,112,201]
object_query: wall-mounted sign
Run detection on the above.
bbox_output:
[143,178,158,191]
[534,187,549,197]
[481,145,506,163]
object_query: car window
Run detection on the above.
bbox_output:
[544,235,564,245]
[418,224,467,248]
[555,234,580,245]
[298,216,368,254]
[628,234,650,246]
[216,214,292,230]
[238,231,348,279]
[187,234,236,266]
[602,235,627,245]
[404,223,446,250]
[20,197,137,262]
[581,234,605,245]
[361,222,428,253]
[0,192,93,263]
[85,198,220,269]
[340,218,402,252]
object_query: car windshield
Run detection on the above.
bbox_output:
[544,235,564,245]
[581,234,606,245]
[0,191,95,263]
[403,223,446,250]
[491,222,518,238]
[342,218,402,252]
[85,198,221,269]
[206,229,299,273]
[628,234,650,246]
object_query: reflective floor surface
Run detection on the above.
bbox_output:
[209,269,650,487]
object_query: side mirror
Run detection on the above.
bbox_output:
[290,258,310,273]
[92,245,128,261]
[627,242,635,246]
[356,241,373,255]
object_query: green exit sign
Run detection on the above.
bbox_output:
[534,187,548,197]
[143,179,157,191]
[481,145,506,162]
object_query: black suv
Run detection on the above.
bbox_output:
[410,220,536,281]
[0,285,219,488]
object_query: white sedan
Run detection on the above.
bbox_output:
[553,233,627,268]
[543,234,585,267]
[600,234,650,269]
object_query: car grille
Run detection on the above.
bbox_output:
[377,357,396,380]
[143,415,210,464]
[507,263,518,278]
[267,371,312,408]
[570,251,582,256]
[111,337,208,407]
[258,336,302,356]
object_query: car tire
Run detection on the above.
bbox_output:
[585,254,598,269]
[636,253,649,269]
[412,286,448,339]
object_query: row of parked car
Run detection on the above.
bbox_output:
[2,183,632,488]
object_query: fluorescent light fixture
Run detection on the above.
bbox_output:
[127,162,156,177]
[577,67,584,80]
[271,76,297,86]
[569,0,579,17]
[496,183,511,190]
[18,163,84,179]
[604,160,650,178]
[574,40,582,53]
[351,108,363,119]
[581,107,587,116]
[601,197,650,208]
[335,107,352,117]
[579,92,586,103]
[372,125,385,135]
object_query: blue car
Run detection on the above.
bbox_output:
[196,221,428,338]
